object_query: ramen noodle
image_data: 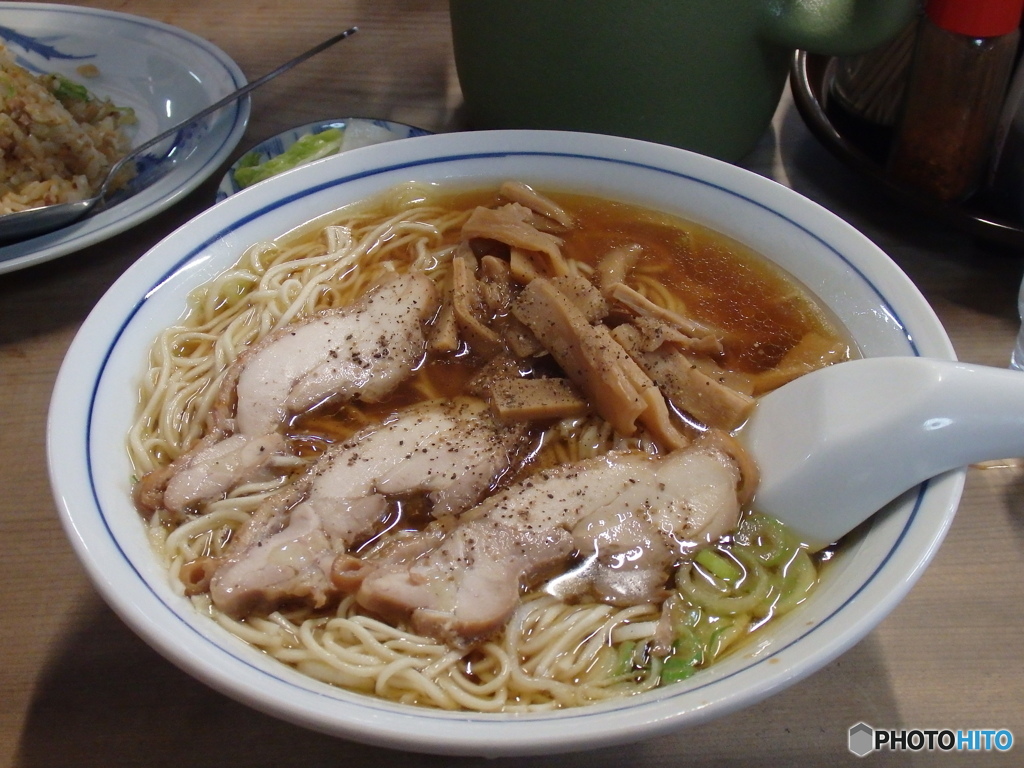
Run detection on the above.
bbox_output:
[128,181,849,711]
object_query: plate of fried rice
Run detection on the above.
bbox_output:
[0,3,249,274]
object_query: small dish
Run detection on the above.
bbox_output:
[0,3,249,275]
[789,50,1024,249]
[215,118,433,201]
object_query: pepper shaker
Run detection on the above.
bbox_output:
[886,0,1024,203]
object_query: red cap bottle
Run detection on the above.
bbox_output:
[887,0,1024,202]
[926,0,1024,38]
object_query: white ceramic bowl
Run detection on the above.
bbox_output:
[47,130,961,757]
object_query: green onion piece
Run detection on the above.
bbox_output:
[233,128,345,188]
[695,548,743,581]
[614,640,637,675]
[660,631,703,684]
[52,75,90,103]
[116,105,138,125]
[674,631,704,664]
[660,654,697,683]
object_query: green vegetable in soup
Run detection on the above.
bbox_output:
[607,512,820,689]
[233,127,345,188]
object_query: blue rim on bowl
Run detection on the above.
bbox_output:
[47,129,961,757]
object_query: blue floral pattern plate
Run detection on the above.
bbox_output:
[216,118,432,201]
[0,3,249,275]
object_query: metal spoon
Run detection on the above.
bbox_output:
[0,26,358,243]
[739,356,1024,550]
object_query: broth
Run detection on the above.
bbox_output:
[132,182,849,710]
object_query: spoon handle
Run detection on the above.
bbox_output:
[742,357,1024,549]
[98,26,359,200]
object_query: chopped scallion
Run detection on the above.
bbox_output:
[695,548,742,581]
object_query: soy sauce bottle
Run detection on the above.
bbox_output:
[887,0,1024,203]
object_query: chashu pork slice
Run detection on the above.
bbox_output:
[133,429,294,517]
[208,397,527,617]
[233,271,440,436]
[353,439,745,647]
[160,432,289,515]
[133,272,440,517]
[355,517,574,646]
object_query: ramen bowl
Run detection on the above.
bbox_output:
[47,129,960,757]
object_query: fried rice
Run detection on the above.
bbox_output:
[0,44,136,215]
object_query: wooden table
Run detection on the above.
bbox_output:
[2,2,1021,765]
